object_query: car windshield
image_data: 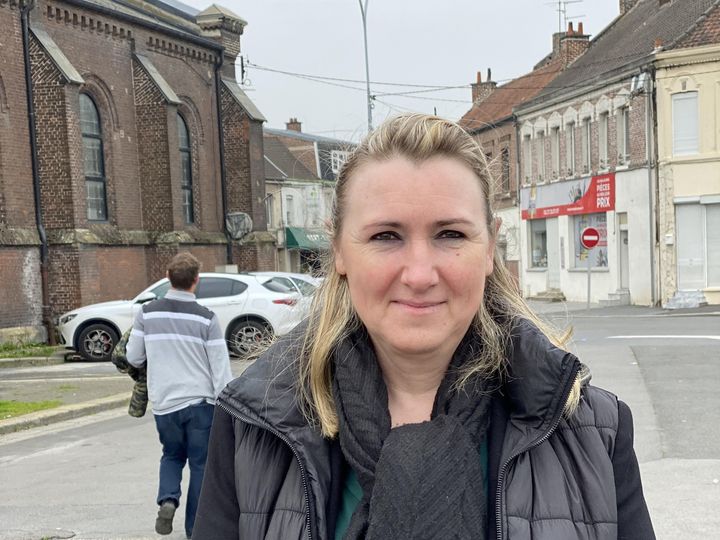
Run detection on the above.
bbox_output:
[150,281,171,298]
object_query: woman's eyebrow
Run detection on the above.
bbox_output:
[435,218,475,227]
[362,218,475,231]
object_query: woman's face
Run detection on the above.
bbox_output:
[334,155,496,362]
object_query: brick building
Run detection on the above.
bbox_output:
[459,24,590,283]
[514,0,720,306]
[0,0,270,343]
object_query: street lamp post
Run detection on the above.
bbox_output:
[358,0,372,133]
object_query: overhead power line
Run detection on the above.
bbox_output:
[245,61,470,91]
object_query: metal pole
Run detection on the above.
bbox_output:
[358,0,372,133]
[587,246,592,310]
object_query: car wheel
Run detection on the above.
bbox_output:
[77,323,118,361]
[228,320,271,357]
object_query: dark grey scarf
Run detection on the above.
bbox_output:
[332,329,493,540]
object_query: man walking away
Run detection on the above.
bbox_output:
[127,252,233,538]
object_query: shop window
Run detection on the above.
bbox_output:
[677,203,720,289]
[530,219,547,268]
[707,204,720,286]
[573,213,608,268]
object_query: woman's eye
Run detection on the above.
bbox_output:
[370,231,400,241]
[438,230,465,240]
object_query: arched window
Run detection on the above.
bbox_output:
[79,94,107,221]
[178,113,194,224]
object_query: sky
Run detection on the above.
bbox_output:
[182,0,620,141]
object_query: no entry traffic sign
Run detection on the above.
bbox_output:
[581,227,600,250]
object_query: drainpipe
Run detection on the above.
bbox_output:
[513,115,526,295]
[21,0,56,345]
[645,68,659,306]
[213,53,233,265]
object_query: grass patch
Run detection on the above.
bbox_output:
[57,384,78,392]
[0,342,56,359]
[0,400,62,419]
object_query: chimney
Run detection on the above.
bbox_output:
[196,6,247,78]
[557,21,590,67]
[286,118,302,132]
[619,0,641,16]
[470,69,497,104]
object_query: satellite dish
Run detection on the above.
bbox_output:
[226,212,253,240]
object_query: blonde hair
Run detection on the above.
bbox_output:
[299,114,578,438]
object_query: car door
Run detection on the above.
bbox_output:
[194,277,250,334]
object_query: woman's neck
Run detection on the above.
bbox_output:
[374,348,452,428]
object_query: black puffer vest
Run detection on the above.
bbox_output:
[210,321,620,540]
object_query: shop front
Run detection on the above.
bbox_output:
[284,227,330,274]
[519,172,650,303]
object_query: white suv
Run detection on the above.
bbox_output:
[57,273,306,361]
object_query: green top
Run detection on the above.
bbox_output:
[334,438,489,539]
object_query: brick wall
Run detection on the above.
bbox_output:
[520,84,648,184]
[30,35,78,229]
[0,247,43,329]
[96,247,148,300]
[472,122,517,211]
[0,0,264,335]
[0,4,36,230]
[133,59,175,231]
[48,245,81,314]
[222,85,252,216]
[234,242,274,272]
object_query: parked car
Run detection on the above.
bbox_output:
[56,273,306,361]
[249,271,322,312]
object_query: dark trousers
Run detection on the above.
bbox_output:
[154,402,214,538]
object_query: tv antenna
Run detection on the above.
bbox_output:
[546,0,584,33]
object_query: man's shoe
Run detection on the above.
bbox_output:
[155,500,177,535]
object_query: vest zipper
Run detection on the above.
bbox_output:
[494,363,580,540]
[217,401,314,540]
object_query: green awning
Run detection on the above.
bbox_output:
[285,227,329,250]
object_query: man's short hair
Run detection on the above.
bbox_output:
[167,252,201,290]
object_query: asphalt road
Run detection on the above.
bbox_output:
[1,308,718,539]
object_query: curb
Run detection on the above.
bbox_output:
[0,393,130,436]
[0,356,66,369]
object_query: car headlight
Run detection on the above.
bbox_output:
[59,314,78,325]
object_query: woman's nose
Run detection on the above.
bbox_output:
[400,241,439,290]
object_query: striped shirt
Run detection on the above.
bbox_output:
[126,289,233,415]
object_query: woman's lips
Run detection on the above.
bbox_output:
[393,300,445,313]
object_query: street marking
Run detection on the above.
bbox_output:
[608,335,720,341]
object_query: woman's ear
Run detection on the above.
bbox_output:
[334,246,347,276]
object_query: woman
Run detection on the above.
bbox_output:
[194,114,655,540]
